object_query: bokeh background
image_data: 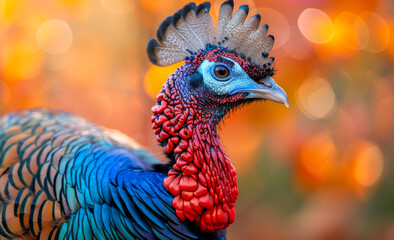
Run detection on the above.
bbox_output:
[1,0,393,239]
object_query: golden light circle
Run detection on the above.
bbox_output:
[1,43,44,82]
[297,76,337,120]
[333,12,369,51]
[299,131,337,179]
[36,20,73,54]
[353,141,384,188]
[359,12,390,53]
[354,16,370,50]
[298,8,334,44]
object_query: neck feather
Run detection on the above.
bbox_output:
[151,66,238,232]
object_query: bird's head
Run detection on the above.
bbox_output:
[147,0,288,233]
[148,1,288,128]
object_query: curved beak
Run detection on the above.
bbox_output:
[229,76,289,108]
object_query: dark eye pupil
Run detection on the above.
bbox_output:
[214,66,229,78]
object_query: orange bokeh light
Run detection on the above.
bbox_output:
[296,131,338,190]
[143,63,183,99]
[1,43,44,83]
[298,8,334,44]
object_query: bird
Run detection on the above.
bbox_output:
[0,1,288,239]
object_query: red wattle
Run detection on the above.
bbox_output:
[151,51,247,233]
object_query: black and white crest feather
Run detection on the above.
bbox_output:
[147,0,275,67]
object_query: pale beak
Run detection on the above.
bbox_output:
[229,76,289,108]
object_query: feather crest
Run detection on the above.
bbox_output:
[147,1,275,67]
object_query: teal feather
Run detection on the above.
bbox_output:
[0,109,227,239]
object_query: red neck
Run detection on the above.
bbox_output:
[151,68,238,232]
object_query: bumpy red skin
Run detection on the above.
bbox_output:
[152,47,265,232]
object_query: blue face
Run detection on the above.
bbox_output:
[196,56,289,107]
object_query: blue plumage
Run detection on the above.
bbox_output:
[0,109,226,239]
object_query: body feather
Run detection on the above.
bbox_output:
[0,109,225,239]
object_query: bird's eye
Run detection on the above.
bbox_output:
[213,65,231,80]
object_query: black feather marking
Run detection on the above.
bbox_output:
[47,226,58,240]
[239,5,249,15]
[29,190,44,237]
[196,2,211,15]
[146,39,159,65]
[120,215,140,239]
[152,162,173,172]
[172,11,182,26]
[156,16,173,42]
[263,24,269,31]
[108,184,127,217]
[151,198,178,224]
[19,191,32,229]
[166,222,199,240]
[0,168,8,179]
[117,187,150,233]
[1,204,14,238]
[54,222,64,239]
[53,171,61,202]
[217,56,235,68]
[181,2,196,19]
[222,0,234,8]
[132,193,165,230]
[92,205,104,234]
[72,209,81,239]
[188,71,203,89]
[81,213,93,240]
[152,228,173,240]
[14,188,26,217]
[8,164,19,190]
[86,207,105,239]
[267,34,275,41]
[37,199,48,231]
[100,204,113,238]
[254,14,261,21]
[110,209,133,239]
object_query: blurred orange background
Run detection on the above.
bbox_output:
[1,0,393,239]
